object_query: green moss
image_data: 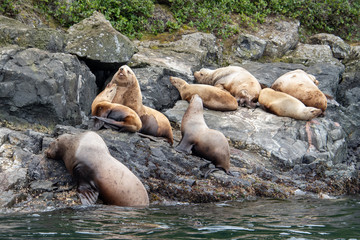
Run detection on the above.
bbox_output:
[2,0,358,41]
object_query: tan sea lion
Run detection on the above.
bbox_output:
[258,88,322,120]
[194,66,261,108]
[169,76,238,111]
[45,131,149,207]
[109,65,173,145]
[91,83,142,132]
[92,101,142,132]
[176,94,231,175]
[271,69,327,112]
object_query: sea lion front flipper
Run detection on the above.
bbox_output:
[175,135,194,154]
[77,180,99,205]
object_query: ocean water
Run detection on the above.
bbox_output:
[0,197,359,239]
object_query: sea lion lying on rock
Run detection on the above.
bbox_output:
[91,83,142,132]
[194,66,261,108]
[110,65,173,145]
[176,94,232,176]
[258,88,322,120]
[271,69,327,112]
[45,131,149,207]
[170,76,238,111]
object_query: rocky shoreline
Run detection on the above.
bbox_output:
[0,12,359,212]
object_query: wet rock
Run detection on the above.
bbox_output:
[0,46,97,126]
[309,33,351,60]
[0,16,66,52]
[65,11,137,70]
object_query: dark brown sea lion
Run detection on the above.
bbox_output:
[258,88,322,120]
[45,131,149,207]
[176,94,231,175]
[271,69,327,112]
[110,65,173,145]
[194,66,261,108]
[170,76,238,111]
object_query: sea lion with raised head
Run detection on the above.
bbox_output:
[271,69,327,112]
[110,65,173,145]
[45,131,149,207]
[176,94,231,175]
[194,66,261,108]
[258,88,322,120]
[170,76,238,111]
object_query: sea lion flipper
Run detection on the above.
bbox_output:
[175,136,194,154]
[77,180,99,205]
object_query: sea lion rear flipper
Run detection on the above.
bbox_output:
[77,180,99,205]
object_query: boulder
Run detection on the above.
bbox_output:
[0,46,96,126]
[130,32,221,79]
[282,43,343,67]
[232,34,267,60]
[65,11,137,69]
[0,15,65,52]
[255,18,300,58]
[309,33,351,60]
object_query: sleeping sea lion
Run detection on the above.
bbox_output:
[271,69,327,112]
[258,88,322,120]
[170,76,238,111]
[194,66,261,108]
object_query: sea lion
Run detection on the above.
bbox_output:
[91,83,142,132]
[258,88,322,120]
[45,131,149,207]
[170,76,238,111]
[176,94,231,175]
[110,65,173,145]
[92,101,142,132]
[271,69,327,112]
[194,66,261,108]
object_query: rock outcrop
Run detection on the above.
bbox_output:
[0,12,359,213]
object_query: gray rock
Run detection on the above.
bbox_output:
[336,59,360,106]
[0,15,65,52]
[309,33,351,59]
[282,43,343,66]
[0,46,96,126]
[232,34,267,60]
[130,32,221,79]
[255,18,300,58]
[165,100,347,168]
[65,11,137,69]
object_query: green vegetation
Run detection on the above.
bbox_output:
[1,0,359,41]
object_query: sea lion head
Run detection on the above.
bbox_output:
[190,94,203,108]
[111,65,137,87]
[45,133,74,160]
[169,76,187,88]
[307,74,319,86]
[303,107,322,120]
[194,68,213,84]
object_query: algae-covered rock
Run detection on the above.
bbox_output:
[0,15,65,52]
[65,11,137,69]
